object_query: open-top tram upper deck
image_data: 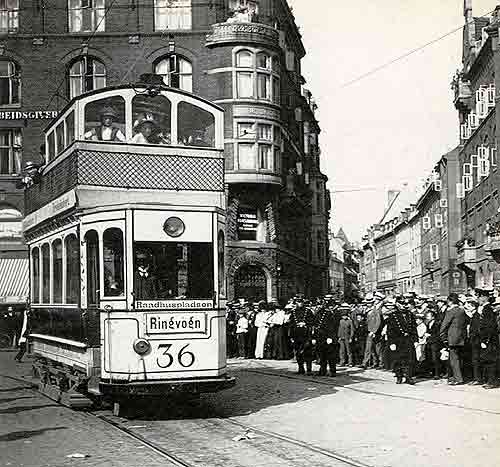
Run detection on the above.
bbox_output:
[22,80,234,401]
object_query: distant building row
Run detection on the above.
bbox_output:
[360,3,500,296]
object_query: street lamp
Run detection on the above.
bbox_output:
[276,264,282,304]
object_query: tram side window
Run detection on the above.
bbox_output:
[66,111,75,146]
[103,228,124,297]
[134,242,213,300]
[56,122,65,154]
[47,132,55,161]
[41,243,50,304]
[178,102,215,147]
[32,247,40,304]
[65,234,80,304]
[52,239,63,303]
[85,231,100,307]
[131,95,171,145]
[84,96,126,142]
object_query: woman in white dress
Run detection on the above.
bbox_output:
[254,304,270,359]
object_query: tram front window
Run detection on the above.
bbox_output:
[134,242,213,300]
[178,102,215,147]
[131,95,171,145]
[84,96,126,142]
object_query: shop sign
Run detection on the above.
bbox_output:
[0,110,58,120]
[237,210,258,233]
[0,221,22,238]
[23,190,77,230]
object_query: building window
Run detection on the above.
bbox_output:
[0,129,21,175]
[0,0,18,34]
[155,0,191,30]
[0,60,20,106]
[234,49,280,103]
[68,0,105,33]
[237,205,266,241]
[68,57,106,99]
[155,55,193,92]
[430,244,439,262]
[234,121,281,172]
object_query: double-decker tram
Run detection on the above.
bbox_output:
[23,76,234,411]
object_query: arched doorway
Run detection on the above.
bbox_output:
[234,265,267,302]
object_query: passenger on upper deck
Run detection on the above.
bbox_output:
[84,106,126,142]
[130,114,171,145]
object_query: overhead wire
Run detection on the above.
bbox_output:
[340,8,496,89]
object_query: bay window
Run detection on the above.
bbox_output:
[234,49,280,103]
[234,121,281,172]
[68,0,105,33]
[155,0,192,30]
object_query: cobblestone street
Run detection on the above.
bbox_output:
[1,351,499,467]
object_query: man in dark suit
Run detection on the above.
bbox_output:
[314,305,340,376]
[470,289,498,388]
[440,293,468,385]
[425,309,443,379]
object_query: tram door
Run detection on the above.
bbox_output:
[85,231,100,309]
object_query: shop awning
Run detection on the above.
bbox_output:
[0,258,29,304]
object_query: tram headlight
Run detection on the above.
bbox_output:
[133,338,151,355]
[163,216,185,238]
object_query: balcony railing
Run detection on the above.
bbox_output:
[206,22,280,49]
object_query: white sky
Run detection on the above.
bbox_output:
[288,0,499,242]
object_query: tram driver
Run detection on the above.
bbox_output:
[134,249,158,300]
[84,106,126,142]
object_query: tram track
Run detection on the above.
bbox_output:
[242,367,500,416]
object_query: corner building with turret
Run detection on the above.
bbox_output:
[0,0,330,305]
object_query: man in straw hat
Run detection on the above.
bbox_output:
[84,106,125,142]
[362,291,384,369]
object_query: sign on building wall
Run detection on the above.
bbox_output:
[237,208,258,240]
[0,111,58,120]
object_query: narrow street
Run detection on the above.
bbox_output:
[1,351,499,467]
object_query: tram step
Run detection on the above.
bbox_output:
[38,382,93,410]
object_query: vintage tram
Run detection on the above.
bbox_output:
[23,77,234,411]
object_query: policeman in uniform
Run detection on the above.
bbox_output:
[386,298,417,384]
[314,303,340,376]
[289,299,315,375]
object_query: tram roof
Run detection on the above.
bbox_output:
[45,84,224,133]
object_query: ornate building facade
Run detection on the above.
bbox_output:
[0,0,329,305]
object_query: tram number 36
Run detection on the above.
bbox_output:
[157,343,195,369]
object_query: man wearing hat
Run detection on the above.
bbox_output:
[440,293,468,385]
[337,304,354,366]
[85,106,125,142]
[289,299,315,375]
[362,292,384,369]
[469,289,498,388]
[386,298,417,384]
[314,304,340,376]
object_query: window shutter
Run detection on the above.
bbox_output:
[286,50,295,71]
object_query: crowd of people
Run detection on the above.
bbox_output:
[226,288,500,388]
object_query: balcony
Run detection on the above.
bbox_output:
[226,170,281,186]
[485,221,500,262]
[452,74,472,112]
[206,22,280,49]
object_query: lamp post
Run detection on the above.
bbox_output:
[276,263,282,305]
